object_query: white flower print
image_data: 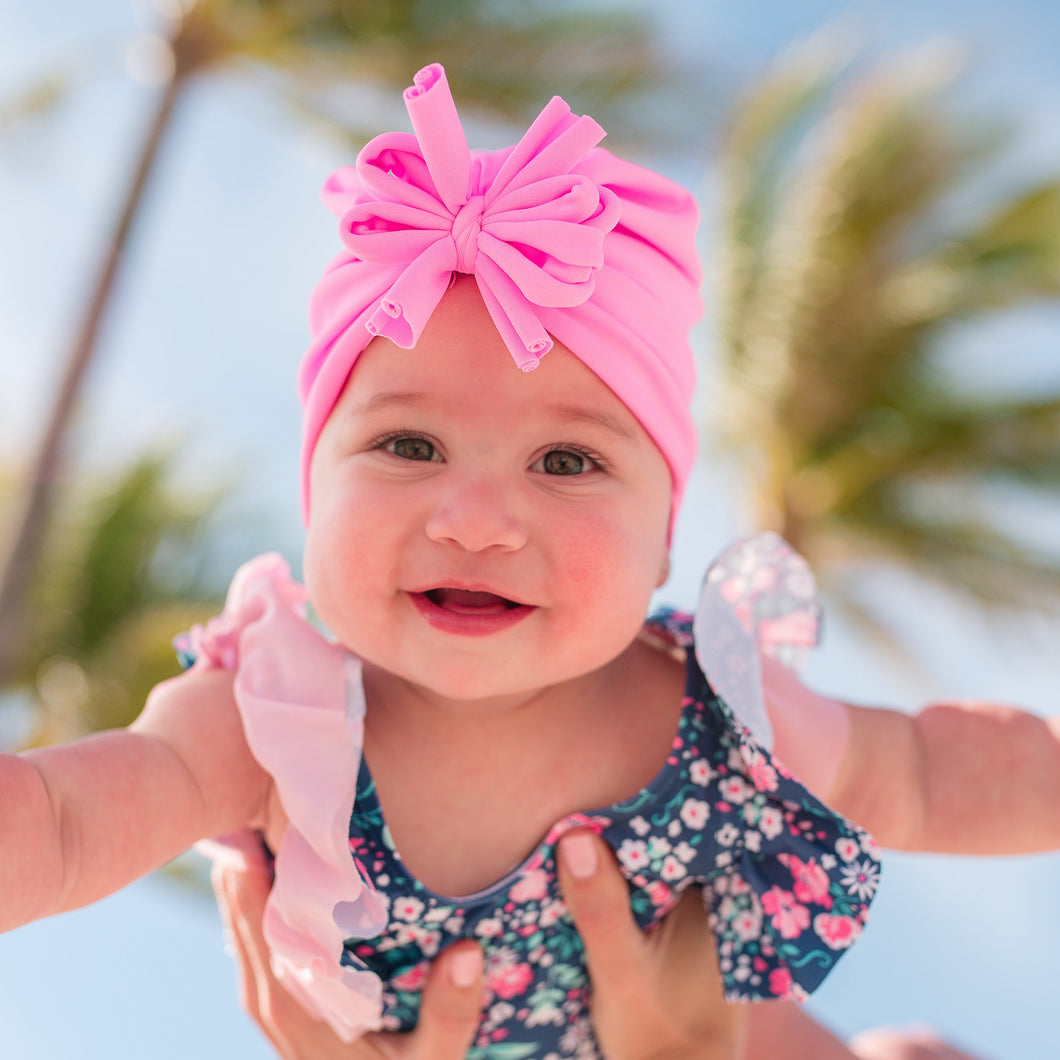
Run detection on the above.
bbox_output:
[680,798,710,830]
[840,859,881,901]
[630,815,651,837]
[716,851,733,868]
[821,853,837,871]
[647,835,672,860]
[423,906,451,924]
[716,822,740,847]
[732,908,763,942]
[660,855,687,881]
[835,837,860,863]
[527,1002,565,1028]
[391,896,424,922]
[860,832,881,860]
[744,829,762,853]
[475,917,503,939]
[560,1017,593,1053]
[689,757,713,786]
[538,899,567,928]
[617,838,650,871]
[758,805,784,840]
[668,818,683,838]
[719,776,752,804]
[674,841,697,864]
[489,1002,516,1023]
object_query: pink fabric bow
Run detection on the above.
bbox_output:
[333,64,621,371]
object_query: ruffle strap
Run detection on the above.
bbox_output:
[686,533,880,1000]
[181,553,386,1040]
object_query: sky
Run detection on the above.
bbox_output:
[1,1,1059,1058]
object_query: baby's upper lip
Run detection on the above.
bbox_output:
[408,581,530,607]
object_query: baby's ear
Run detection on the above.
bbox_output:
[656,553,671,588]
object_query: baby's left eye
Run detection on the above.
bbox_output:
[533,448,601,476]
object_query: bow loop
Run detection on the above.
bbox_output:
[323,63,620,368]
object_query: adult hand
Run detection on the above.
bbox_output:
[214,830,744,1060]
[556,829,746,1060]
[212,860,483,1060]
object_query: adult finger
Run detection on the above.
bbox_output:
[555,830,645,999]
[557,830,745,1060]
[215,863,342,1060]
[396,943,484,1060]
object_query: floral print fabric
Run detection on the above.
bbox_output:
[341,609,881,1059]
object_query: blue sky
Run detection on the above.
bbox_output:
[1,1,1059,1058]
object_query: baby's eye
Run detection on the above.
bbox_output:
[382,434,439,462]
[534,447,602,476]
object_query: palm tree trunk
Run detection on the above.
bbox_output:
[0,67,186,689]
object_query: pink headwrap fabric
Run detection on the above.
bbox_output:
[299,63,702,525]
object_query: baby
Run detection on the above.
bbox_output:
[2,63,1057,1060]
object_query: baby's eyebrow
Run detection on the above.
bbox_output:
[349,390,635,441]
[541,403,636,441]
[348,390,429,416]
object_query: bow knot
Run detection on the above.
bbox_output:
[327,64,618,371]
[451,195,485,274]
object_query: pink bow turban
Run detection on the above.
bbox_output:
[299,63,702,528]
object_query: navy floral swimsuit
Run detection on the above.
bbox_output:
[179,536,881,1060]
[340,608,880,1059]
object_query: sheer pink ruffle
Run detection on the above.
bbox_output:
[187,553,386,1041]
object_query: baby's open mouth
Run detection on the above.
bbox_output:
[424,588,521,613]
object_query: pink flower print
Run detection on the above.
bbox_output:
[758,806,783,840]
[485,949,535,1000]
[680,798,711,830]
[391,962,429,991]
[646,880,674,908]
[813,912,862,950]
[835,836,861,863]
[617,838,650,871]
[745,751,778,792]
[860,832,881,860]
[768,966,794,998]
[510,868,549,903]
[689,758,714,786]
[784,855,833,909]
[761,887,810,939]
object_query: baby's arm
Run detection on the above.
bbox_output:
[0,667,270,932]
[763,653,1060,854]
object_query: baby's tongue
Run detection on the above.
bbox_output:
[431,588,511,614]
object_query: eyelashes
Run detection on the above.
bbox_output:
[367,430,608,475]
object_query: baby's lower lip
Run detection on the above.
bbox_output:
[409,590,534,636]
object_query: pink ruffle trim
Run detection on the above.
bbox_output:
[187,553,387,1041]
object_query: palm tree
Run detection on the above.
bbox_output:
[6,450,226,747]
[711,38,1060,644]
[0,0,679,687]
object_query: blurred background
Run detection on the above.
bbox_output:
[1,1,1059,1057]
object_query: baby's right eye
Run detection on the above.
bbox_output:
[380,433,439,462]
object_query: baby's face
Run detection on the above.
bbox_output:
[304,276,672,707]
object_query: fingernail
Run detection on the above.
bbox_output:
[449,946,482,988]
[560,832,598,880]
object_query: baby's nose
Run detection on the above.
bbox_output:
[424,475,528,553]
